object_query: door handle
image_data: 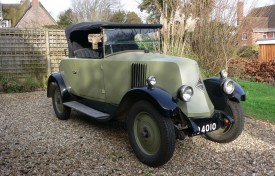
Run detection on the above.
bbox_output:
[72,70,77,74]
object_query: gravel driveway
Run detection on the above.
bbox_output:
[0,91,274,175]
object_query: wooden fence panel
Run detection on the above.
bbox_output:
[0,29,47,78]
[259,44,275,63]
[0,28,67,79]
[48,30,68,73]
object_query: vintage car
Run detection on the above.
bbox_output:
[47,22,246,167]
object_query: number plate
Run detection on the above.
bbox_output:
[197,123,217,134]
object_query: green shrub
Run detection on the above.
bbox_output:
[0,76,45,93]
[0,78,22,93]
[22,77,41,92]
[237,45,259,58]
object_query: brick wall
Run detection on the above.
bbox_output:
[252,32,264,44]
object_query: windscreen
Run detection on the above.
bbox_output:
[103,28,160,56]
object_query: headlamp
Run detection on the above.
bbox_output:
[223,79,235,95]
[220,69,228,79]
[178,85,193,102]
[147,76,156,87]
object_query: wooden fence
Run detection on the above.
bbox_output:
[258,44,275,63]
[257,39,275,63]
[0,28,67,79]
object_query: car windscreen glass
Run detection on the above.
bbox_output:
[103,28,160,56]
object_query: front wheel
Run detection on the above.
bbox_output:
[127,101,176,167]
[205,100,244,143]
[51,83,71,120]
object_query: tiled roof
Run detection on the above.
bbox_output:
[243,17,269,29]
[247,4,275,28]
[2,4,20,9]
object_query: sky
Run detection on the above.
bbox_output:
[1,0,275,21]
[0,0,144,20]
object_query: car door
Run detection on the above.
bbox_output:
[59,58,80,96]
[73,59,106,101]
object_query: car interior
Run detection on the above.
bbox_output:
[72,33,103,59]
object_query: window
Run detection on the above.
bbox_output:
[242,33,248,40]
[263,32,267,39]
[273,32,275,38]
[103,28,161,56]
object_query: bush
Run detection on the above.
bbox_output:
[22,77,42,92]
[229,58,275,84]
[0,76,46,93]
[0,78,22,93]
[236,45,259,58]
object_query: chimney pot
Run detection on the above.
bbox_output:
[32,0,39,6]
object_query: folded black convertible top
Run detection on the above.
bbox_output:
[65,22,162,39]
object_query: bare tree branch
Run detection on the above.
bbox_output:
[71,0,121,22]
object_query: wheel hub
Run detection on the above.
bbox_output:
[133,112,161,155]
[142,127,150,138]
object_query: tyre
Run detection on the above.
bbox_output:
[205,100,244,143]
[127,100,176,167]
[51,83,71,120]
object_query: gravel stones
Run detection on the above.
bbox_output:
[0,91,274,175]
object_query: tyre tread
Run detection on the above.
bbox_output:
[205,100,244,143]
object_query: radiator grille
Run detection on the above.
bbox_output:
[131,63,147,88]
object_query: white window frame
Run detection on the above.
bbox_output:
[242,32,248,40]
[263,32,267,39]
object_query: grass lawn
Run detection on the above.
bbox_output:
[236,80,275,122]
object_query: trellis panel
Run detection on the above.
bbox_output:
[0,28,67,79]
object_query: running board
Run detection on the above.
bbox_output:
[63,101,110,121]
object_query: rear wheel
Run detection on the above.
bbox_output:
[51,83,71,120]
[127,101,176,167]
[205,100,244,143]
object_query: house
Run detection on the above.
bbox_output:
[237,1,275,46]
[0,2,19,28]
[1,0,57,28]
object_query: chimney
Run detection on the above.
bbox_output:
[237,0,244,25]
[32,0,39,6]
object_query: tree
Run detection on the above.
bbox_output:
[109,10,126,23]
[139,0,191,54]
[138,0,254,75]
[57,8,74,28]
[109,11,142,24]
[71,0,121,22]
[126,12,142,24]
[138,0,160,24]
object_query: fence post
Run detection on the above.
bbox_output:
[45,30,51,76]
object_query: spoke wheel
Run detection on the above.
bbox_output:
[51,83,71,120]
[127,101,176,167]
[205,100,244,143]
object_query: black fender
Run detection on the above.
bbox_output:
[204,77,246,111]
[47,73,71,102]
[115,86,179,118]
